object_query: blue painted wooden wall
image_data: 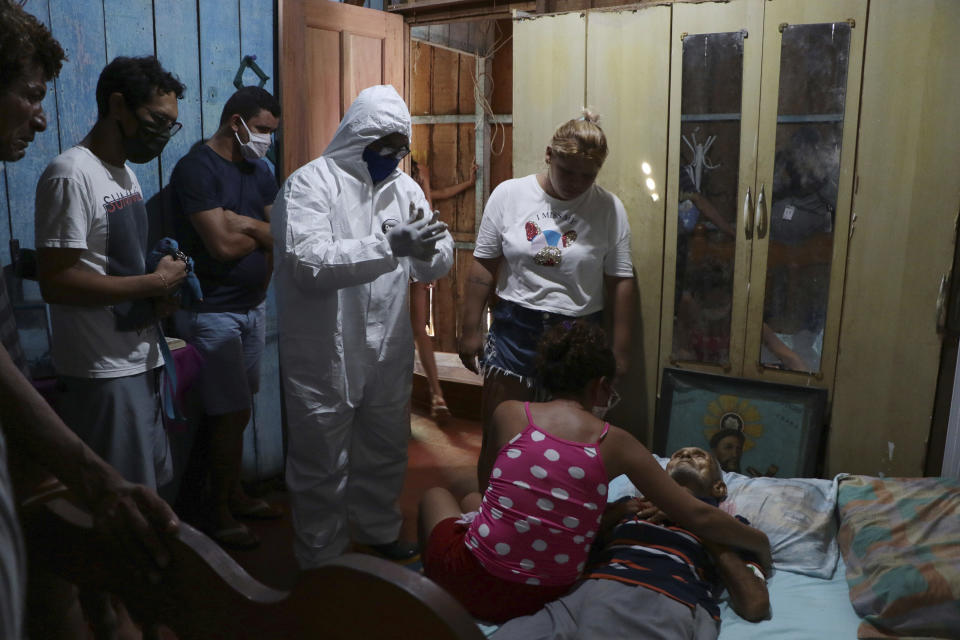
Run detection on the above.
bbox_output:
[0,0,283,485]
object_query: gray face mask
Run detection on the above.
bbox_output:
[591,387,621,419]
[235,117,272,160]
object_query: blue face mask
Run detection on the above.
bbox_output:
[362,147,401,184]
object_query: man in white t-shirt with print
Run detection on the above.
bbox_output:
[35,56,188,490]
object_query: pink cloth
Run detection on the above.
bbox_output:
[466,402,609,586]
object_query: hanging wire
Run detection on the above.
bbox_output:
[469,21,512,157]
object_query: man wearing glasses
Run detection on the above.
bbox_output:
[167,86,281,550]
[34,55,187,504]
[272,84,452,567]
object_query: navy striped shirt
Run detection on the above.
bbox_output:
[586,510,760,620]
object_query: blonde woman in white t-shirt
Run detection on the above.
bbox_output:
[458,111,636,488]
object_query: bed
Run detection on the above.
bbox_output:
[603,465,960,640]
[24,468,959,639]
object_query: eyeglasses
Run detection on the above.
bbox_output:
[373,144,410,161]
[143,109,183,136]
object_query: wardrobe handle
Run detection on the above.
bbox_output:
[755,183,768,239]
[936,274,948,335]
[743,187,754,240]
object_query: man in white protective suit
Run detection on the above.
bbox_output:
[272,85,454,568]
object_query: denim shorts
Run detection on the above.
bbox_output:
[172,302,266,416]
[481,299,602,385]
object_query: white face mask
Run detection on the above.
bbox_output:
[591,387,621,419]
[235,117,272,160]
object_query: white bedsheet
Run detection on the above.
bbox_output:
[718,556,861,639]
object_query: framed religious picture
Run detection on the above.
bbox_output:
[654,368,828,478]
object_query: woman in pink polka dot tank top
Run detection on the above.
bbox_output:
[419,323,772,624]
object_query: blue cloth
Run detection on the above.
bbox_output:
[145,237,200,421]
[170,145,277,311]
[481,299,602,382]
[146,237,203,307]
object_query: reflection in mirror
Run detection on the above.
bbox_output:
[671,31,744,366]
[760,22,851,373]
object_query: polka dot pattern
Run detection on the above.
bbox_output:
[464,418,611,585]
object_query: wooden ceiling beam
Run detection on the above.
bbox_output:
[388,1,535,24]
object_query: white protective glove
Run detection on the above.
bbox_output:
[386,204,448,260]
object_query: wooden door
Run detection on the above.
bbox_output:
[279,0,406,178]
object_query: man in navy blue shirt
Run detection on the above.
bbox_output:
[170,86,280,549]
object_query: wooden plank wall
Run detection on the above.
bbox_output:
[409,21,512,354]
[1,0,281,484]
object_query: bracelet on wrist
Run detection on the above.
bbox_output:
[156,271,169,293]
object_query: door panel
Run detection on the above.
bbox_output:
[830,0,960,476]
[746,0,867,388]
[586,6,671,440]
[663,0,764,383]
[512,13,586,179]
[280,0,405,178]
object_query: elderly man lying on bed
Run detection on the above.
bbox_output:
[491,446,770,640]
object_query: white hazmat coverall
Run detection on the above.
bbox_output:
[272,85,453,568]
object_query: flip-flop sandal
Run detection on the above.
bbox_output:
[231,498,284,520]
[210,524,260,550]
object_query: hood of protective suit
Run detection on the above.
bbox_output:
[323,85,411,165]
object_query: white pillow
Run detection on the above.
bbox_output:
[607,463,840,579]
[721,473,840,578]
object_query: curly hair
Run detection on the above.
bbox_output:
[95,56,186,119]
[549,109,608,166]
[0,0,66,92]
[536,321,615,395]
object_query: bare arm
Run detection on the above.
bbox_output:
[601,427,772,571]
[762,322,808,371]
[38,248,186,306]
[684,192,736,237]
[478,400,528,493]
[704,541,771,621]
[189,207,260,261]
[604,275,636,377]
[458,256,501,374]
[0,344,178,570]
[431,163,477,201]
